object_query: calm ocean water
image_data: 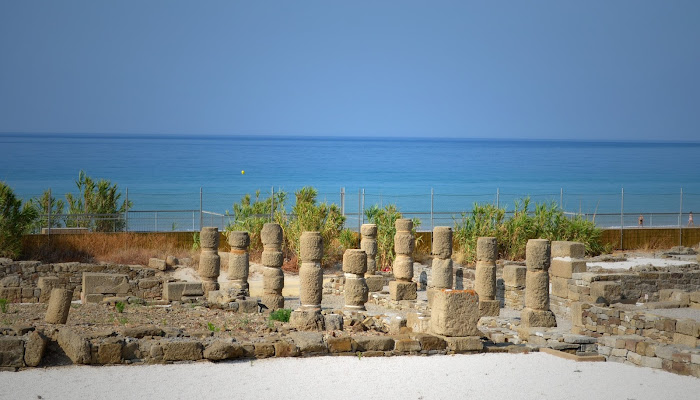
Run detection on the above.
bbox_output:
[1,133,699,228]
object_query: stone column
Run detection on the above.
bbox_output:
[521,239,557,327]
[550,241,587,300]
[343,249,369,310]
[503,263,526,310]
[45,288,72,324]
[476,237,500,317]
[261,223,284,309]
[199,227,220,296]
[291,231,325,329]
[428,226,453,305]
[390,219,417,301]
[361,224,384,292]
[226,231,250,297]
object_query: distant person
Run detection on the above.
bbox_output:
[689,211,694,227]
[638,214,644,227]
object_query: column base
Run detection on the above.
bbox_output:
[389,281,417,301]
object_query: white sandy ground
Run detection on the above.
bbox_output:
[587,257,694,270]
[1,353,699,400]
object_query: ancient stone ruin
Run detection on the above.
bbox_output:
[361,224,384,292]
[199,227,220,296]
[290,231,325,330]
[261,223,284,309]
[343,249,368,311]
[428,226,453,304]
[476,237,500,317]
[521,239,557,327]
[45,288,72,324]
[390,219,417,301]
[226,231,250,297]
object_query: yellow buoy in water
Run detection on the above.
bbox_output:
[241,170,245,175]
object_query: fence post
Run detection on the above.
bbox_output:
[125,187,129,232]
[47,188,51,236]
[620,188,624,250]
[560,188,563,210]
[155,211,158,232]
[361,188,365,225]
[271,186,274,221]
[431,188,434,231]
[680,188,683,246]
[358,188,361,233]
[496,188,499,209]
[192,211,195,231]
[340,187,345,216]
[199,187,203,230]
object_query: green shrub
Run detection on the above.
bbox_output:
[207,322,220,332]
[338,228,358,251]
[30,189,65,232]
[0,182,38,258]
[225,190,287,252]
[269,308,292,322]
[0,298,8,313]
[115,301,125,313]
[364,204,421,270]
[65,170,131,232]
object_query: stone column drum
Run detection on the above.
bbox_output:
[199,227,220,295]
[476,237,500,317]
[503,263,526,310]
[390,219,417,301]
[261,223,285,309]
[290,231,325,330]
[428,226,453,305]
[227,231,250,297]
[343,249,369,310]
[521,239,557,327]
[361,224,384,292]
[45,288,73,324]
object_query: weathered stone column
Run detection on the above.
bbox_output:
[45,288,72,324]
[261,223,284,309]
[550,241,587,300]
[503,263,526,310]
[428,226,453,305]
[390,219,417,301]
[343,249,368,310]
[291,231,325,329]
[226,231,250,297]
[521,239,557,327]
[361,224,384,292]
[476,237,500,317]
[199,227,220,296]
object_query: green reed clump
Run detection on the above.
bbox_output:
[225,189,287,252]
[269,308,292,322]
[364,204,421,270]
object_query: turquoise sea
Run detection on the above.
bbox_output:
[1,133,699,229]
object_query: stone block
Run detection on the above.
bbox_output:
[476,237,497,262]
[361,223,377,236]
[525,270,550,310]
[550,258,587,279]
[148,258,167,271]
[198,251,220,279]
[430,258,453,289]
[444,336,483,353]
[162,341,203,361]
[24,331,47,367]
[479,299,500,317]
[300,232,323,262]
[392,255,413,280]
[324,313,343,331]
[503,264,526,287]
[290,309,324,331]
[590,281,622,303]
[328,336,354,353]
[394,231,415,255]
[475,261,496,299]
[254,342,275,358]
[407,312,431,334]
[344,276,368,310]
[389,281,417,301]
[430,289,481,337]
[163,282,203,302]
[166,255,179,267]
[38,276,61,303]
[550,276,569,298]
[290,332,327,354]
[273,340,299,357]
[342,249,367,274]
[204,340,244,360]
[0,337,24,368]
[82,272,129,296]
[675,319,699,337]
[228,252,249,281]
[521,308,557,328]
[641,356,663,369]
[395,218,413,232]
[673,333,697,348]
[228,231,250,248]
[415,334,447,350]
[353,336,394,351]
[58,329,91,364]
[0,287,20,302]
[526,239,550,271]
[199,227,219,249]
[45,288,73,324]
[0,275,19,287]
[432,227,452,258]
[365,275,385,292]
[551,241,585,258]
[395,339,421,352]
[97,340,123,364]
[261,250,283,268]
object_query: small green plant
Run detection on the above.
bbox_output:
[266,320,275,330]
[192,232,201,251]
[115,301,125,313]
[356,351,363,360]
[239,317,250,328]
[171,222,178,231]
[118,316,128,325]
[161,318,168,326]
[0,298,8,314]
[207,322,220,332]
[269,308,292,322]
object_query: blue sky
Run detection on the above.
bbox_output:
[1,1,699,141]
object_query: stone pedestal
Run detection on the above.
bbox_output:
[550,241,587,300]
[343,249,368,310]
[261,223,284,309]
[429,289,482,337]
[428,227,453,306]
[475,237,499,317]
[390,219,417,301]
[361,224,383,292]
[199,227,220,296]
[292,231,324,330]
[226,231,250,297]
[521,239,557,327]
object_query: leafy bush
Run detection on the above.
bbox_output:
[0,182,38,258]
[364,204,421,270]
[338,228,358,251]
[65,171,131,232]
[30,189,65,231]
[225,189,287,252]
[115,301,125,313]
[269,308,292,322]
[0,298,8,313]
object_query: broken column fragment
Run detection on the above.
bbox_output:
[261,223,284,309]
[521,239,557,327]
[389,219,417,301]
[476,237,499,317]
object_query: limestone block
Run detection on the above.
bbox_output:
[344,275,368,310]
[590,281,622,303]
[444,336,483,353]
[0,275,19,287]
[475,261,497,300]
[430,258,453,289]
[361,223,378,237]
[479,299,500,317]
[198,251,220,279]
[263,267,284,291]
[162,341,203,361]
[199,227,219,249]
[525,270,550,310]
[675,319,699,337]
[342,249,367,274]
[503,264,526,287]
[394,231,415,255]
[261,250,283,267]
[432,227,452,258]
[38,276,61,303]
[299,261,323,308]
[389,281,417,301]
[353,336,395,351]
[261,293,284,310]
[521,307,557,328]
[228,252,249,281]
[82,272,129,296]
[365,275,385,292]
[673,333,697,348]
[290,309,325,331]
[24,331,47,367]
[45,288,73,324]
[97,340,123,364]
[327,336,354,353]
[0,287,20,302]
[148,258,167,271]
[204,340,244,360]
[300,231,323,261]
[163,282,203,302]
[392,255,413,280]
[237,299,260,313]
[550,276,569,298]
[395,218,413,232]
[551,241,585,258]
[57,329,91,364]
[261,223,283,246]
[0,337,24,368]
[550,258,587,279]
[526,239,551,271]
[360,239,378,257]
[476,237,497,262]
[324,314,343,331]
[289,332,327,354]
[430,289,481,337]
[227,231,250,248]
